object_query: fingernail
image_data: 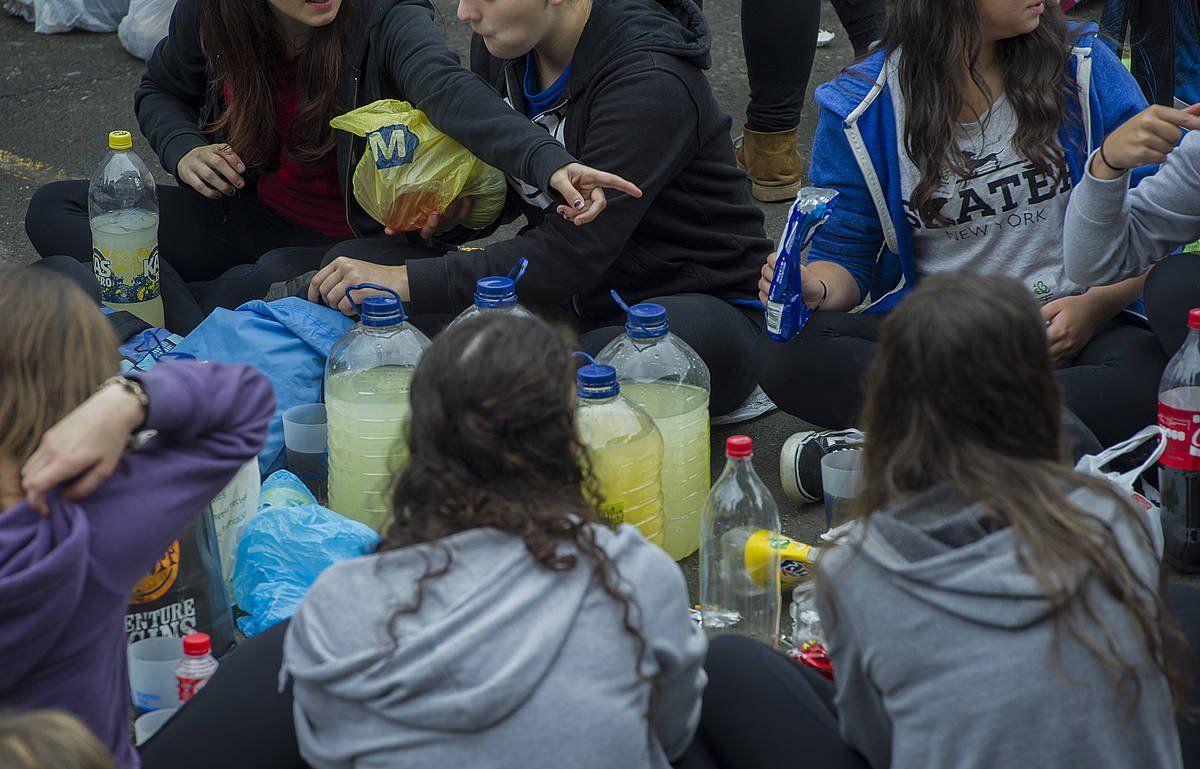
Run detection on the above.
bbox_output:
[237,181,244,188]
[573,199,585,210]
[238,164,246,172]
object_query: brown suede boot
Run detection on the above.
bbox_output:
[735,126,805,203]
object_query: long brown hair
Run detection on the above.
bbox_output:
[842,272,1192,713]
[0,711,118,769]
[378,314,651,696]
[882,0,1077,224]
[0,267,118,497]
[200,0,352,169]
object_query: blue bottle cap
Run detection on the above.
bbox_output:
[625,302,668,339]
[577,363,619,399]
[474,276,518,308]
[360,294,406,327]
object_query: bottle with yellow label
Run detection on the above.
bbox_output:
[738,530,820,588]
[575,360,665,546]
[88,130,164,327]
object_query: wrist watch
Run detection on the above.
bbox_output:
[101,375,150,433]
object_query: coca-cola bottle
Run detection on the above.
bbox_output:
[1158,308,1200,571]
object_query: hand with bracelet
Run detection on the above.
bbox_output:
[21,376,149,513]
[1090,103,1200,181]
[757,252,832,311]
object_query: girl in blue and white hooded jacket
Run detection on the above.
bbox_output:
[754,0,1162,450]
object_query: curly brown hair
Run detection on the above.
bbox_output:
[377,314,651,701]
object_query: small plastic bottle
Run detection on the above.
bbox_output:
[174,632,219,704]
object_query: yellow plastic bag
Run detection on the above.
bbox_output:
[330,100,507,233]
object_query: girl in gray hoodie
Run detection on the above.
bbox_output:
[282,314,706,769]
[685,272,1193,769]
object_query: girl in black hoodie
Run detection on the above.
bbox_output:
[23,0,636,334]
[306,0,773,415]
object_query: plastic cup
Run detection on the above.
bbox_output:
[134,707,178,745]
[821,449,863,528]
[127,636,183,713]
[282,404,328,500]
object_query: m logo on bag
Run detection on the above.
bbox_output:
[368,123,419,169]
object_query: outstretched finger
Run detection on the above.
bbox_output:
[582,170,643,198]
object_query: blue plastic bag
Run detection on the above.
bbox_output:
[232,472,379,636]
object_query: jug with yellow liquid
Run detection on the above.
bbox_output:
[575,360,665,546]
[597,293,711,560]
[325,283,430,532]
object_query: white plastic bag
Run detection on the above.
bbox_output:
[207,458,261,597]
[32,0,129,33]
[1075,425,1166,557]
[118,0,175,60]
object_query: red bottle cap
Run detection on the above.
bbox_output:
[182,632,211,657]
[1189,308,1200,330]
[726,435,753,458]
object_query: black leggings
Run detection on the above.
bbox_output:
[829,0,887,57]
[754,310,1166,447]
[682,585,1200,769]
[1145,251,1200,358]
[1103,0,1176,106]
[24,180,337,334]
[291,236,766,416]
[140,620,309,769]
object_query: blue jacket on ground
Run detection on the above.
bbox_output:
[808,22,1151,313]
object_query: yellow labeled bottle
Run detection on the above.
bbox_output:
[88,130,164,327]
[576,361,665,546]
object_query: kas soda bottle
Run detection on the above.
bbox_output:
[174,632,218,703]
[1158,307,1200,571]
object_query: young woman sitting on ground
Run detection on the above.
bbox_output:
[277,314,705,768]
[753,0,1168,504]
[684,272,1194,769]
[303,0,772,416]
[23,0,638,334]
[0,266,273,769]
[1062,101,1200,357]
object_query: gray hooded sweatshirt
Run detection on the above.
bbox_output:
[282,524,706,769]
[1063,133,1200,286]
[816,484,1182,769]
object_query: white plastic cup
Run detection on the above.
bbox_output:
[282,404,328,499]
[127,636,183,713]
[134,707,178,745]
[821,449,863,527]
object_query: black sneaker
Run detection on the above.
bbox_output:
[780,429,866,503]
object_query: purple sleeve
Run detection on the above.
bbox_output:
[84,361,274,596]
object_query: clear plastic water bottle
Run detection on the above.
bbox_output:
[575,359,666,546]
[88,130,164,328]
[596,292,710,560]
[174,632,218,703]
[449,258,535,326]
[1158,307,1200,571]
[325,283,431,533]
[700,435,781,646]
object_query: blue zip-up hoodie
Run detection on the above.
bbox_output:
[808,23,1150,312]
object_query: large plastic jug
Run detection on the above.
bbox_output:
[448,257,536,327]
[89,130,164,327]
[596,293,711,560]
[575,360,666,547]
[325,283,431,533]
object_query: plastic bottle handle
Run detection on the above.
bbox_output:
[507,257,529,286]
[344,282,404,316]
[609,289,653,336]
[573,350,597,366]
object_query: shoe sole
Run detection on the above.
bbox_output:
[780,430,821,504]
[751,180,802,203]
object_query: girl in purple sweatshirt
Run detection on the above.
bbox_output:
[0,265,274,769]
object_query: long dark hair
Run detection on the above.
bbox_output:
[881,0,1077,223]
[842,272,1192,713]
[378,314,650,689]
[199,0,351,169]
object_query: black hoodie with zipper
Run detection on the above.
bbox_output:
[133,0,576,238]
[406,0,771,319]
